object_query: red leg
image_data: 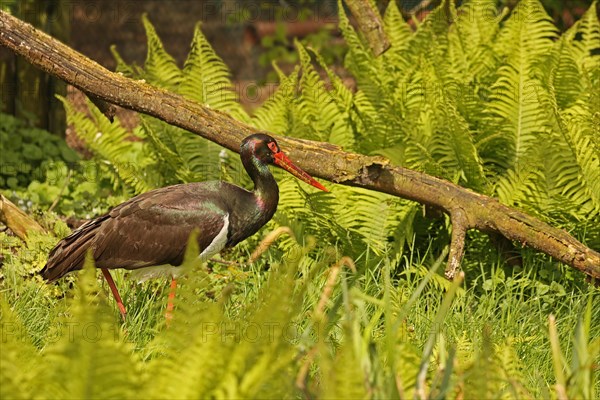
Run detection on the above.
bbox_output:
[101,268,127,321]
[165,277,177,324]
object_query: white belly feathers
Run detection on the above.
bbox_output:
[131,214,230,282]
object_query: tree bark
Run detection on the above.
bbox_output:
[0,10,598,280]
[2,0,68,134]
[0,195,45,242]
[344,0,390,56]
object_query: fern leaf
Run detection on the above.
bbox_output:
[448,0,500,80]
[319,329,368,398]
[61,98,154,194]
[141,115,226,183]
[566,1,600,83]
[43,264,141,399]
[487,65,549,171]
[141,15,183,90]
[179,23,249,122]
[109,45,138,78]
[337,0,377,82]
[382,0,412,72]
[0,299,44,399]
[535,37,583,109]
[251,66,299,134]
[560,103,600,214]
[494,0,558,61]
[431,102,488,191]
[295,41,355,150]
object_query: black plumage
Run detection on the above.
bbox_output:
[41,133,327,282]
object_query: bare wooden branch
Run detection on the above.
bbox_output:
[445,209,468,279]
[0,195,45,242]
[1,11,598,280]
[344,0,391,56]
[85,92,117,122]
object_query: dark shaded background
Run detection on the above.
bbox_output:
[0,0,595,135]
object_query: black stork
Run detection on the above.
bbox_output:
[41,133,328,319]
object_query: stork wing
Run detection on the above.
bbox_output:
[42,183,228,281]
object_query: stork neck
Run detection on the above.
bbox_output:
[243,155,279,211]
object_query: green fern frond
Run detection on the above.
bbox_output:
[141,15,183,90]
[310,48,354,112]
[529,50,600,217]
[179,23,249,122]
[495,340,535,398]
[251,66,299,134]
[308,48,356,151]
[566,1,600,84]
[329,186,412,256]
[383,0,411,49]
[225,264,303,397]
[313,45,357,151]
[487,65,549,171]
[382,0,412,71]
[409,0,451,53]
[535,37,583,109]
[448,0,500,80]
[337,0,396,114]
[295,40,335,142]
[0,299,42,399]
[494,0,558,60]
[403,105,445,176]
[559,103,600,214]
[275,176,347,249]
[430,101,488,191]
[140,115,226,183]
[494,148,544,210]
[145,250,303,398]
[42,263,141,399]
[61,98,154,194]
[337,0,415,152]
[350,193,396,255]
[294,41,355,150]
[146,302,229,397]
[336,0,378,83]
[488,0,558,170]
[319,328,368,398]
[109,45,139,78]
[459,328,506,398]
[406,0,453,82]
[139,116,185,181]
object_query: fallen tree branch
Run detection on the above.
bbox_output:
[0,195,46,242]
[446,209,467,279]
[1,11,598,280]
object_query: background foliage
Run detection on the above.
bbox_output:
[0,113,78,189]
[60,0,600,270]
[0,113,128,217]
[1,0,599,398]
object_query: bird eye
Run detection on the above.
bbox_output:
[267,142,279,153]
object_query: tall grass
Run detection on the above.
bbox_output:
[1,230,597,398]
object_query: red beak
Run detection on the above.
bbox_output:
[273,151,329,192]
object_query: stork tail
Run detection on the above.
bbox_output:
[40,216,107,281]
